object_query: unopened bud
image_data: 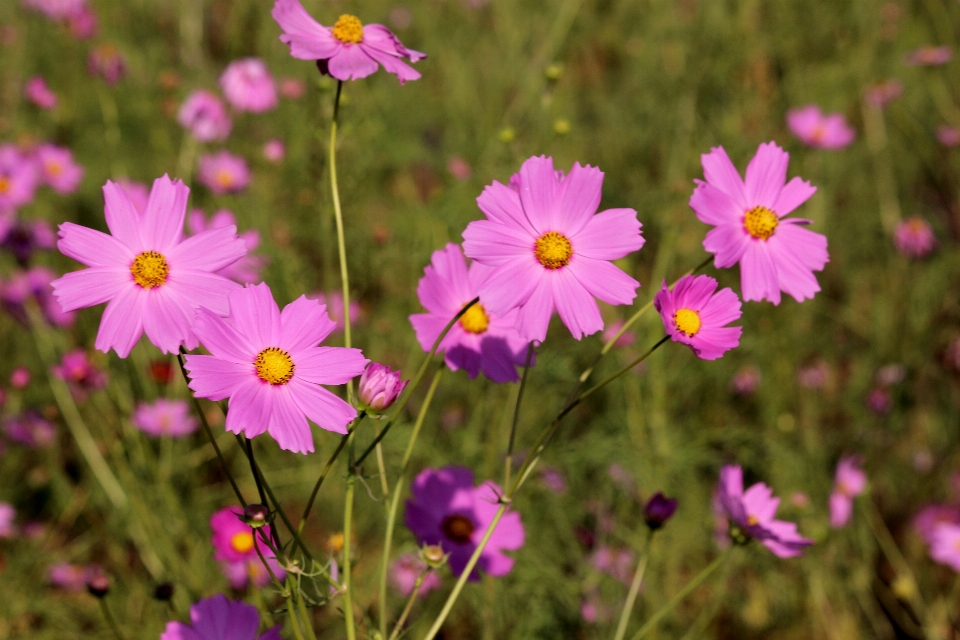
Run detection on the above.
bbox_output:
[643,492,678,531]
[86,574,110,598]
[421,544,446,569]
[242,504,270,528]
[153,582,174,601]
[357,363,408,415]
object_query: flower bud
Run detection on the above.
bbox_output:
[153,582,174,601]
[86,574,110,598]
[420,544,447,569]
[242,504,270,528]
[357,363,408,414]
[643,492,678,531]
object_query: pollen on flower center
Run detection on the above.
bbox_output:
[459,302,490,334]
[254,347,295,385]
[46,161,63,176]
[0,176,10,194]
[130,251,169,289]
[332,14,364,44]
[535,231,573,269]
[744,206,779,240]
[442,514,475,544]
[673,308,701,337]
[215,169,234,188]
[231,531,254,554]
[747,514,759,526]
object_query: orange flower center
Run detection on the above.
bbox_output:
[535,231,573,269]
[332,15,364,44]
[673,308,701,337]
[0,176,10,195]
[744,206,779,240]
[215,169,234,189]
[231,531,254,554]
[255,347,295,385]
[130,251,169,289]
[45,161,63,176]
[459,303,490,334]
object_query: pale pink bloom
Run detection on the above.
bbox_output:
[306,291,362,333]
[786,105,856,149]
[10,367,30,389]
[798,360,829,388]
[219,58,278,113]
[187,209,266,284]
[447,155,472,181]
[132,398,198,438]
[3,409,55,447]
[87,43,126,85]
[389,553,441,596]
[730,365,761,395]
[178,90,232,143]
[590,546,634,584]
[876,364,906,386]
[937,125,960,147]
[864,79,903,108]
[931,523,960,571]
[539,466,567,494]
[829,455,867,528]
[0,144,40,214]
[279,78,305,99]
[357,362,407,412]
[51,176,247,358]
[160,595,282,640]
[914,504,960,546]
[22,0,86,20]
[36,144,84,195]
[198,151,251,195]
[906,45,952,66]
[894,216,936,258]
[654,275,742,360]
[25,77,57,109]
[263,139,285,163]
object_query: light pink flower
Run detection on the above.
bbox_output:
[10,367,31,389]
[25,77,57,109]
[590,546,634,584]
[36,144,84,195]
[864,79,903,108]
[51,176,247,358]
[271,0,426,84]
[161,594,282,640]
[389,553,442,596]
[906,45,952,66]
[602,319,635,348]
[931,523,960,571]
[178,90,232,143]
[0,144,40,214]
[937,125,960,147]
[786,105,856,149]
[730,366,761,395]
[462,156,644,342]
[654,275,742,360]
[894,216,936,258]
[357,362,407,413]
[198,151,251,195]
[263,139,285,163]
[447,156,472,181]
[691,142,828,305]
[187,209,266,284]
[184,283,368,454]
[219,59,277,113]
[829,455,867,528]
[132,398,198,438]
[87,43,126,85]
[48,563,101,590]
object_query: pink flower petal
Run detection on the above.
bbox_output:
[228,284,281,349]
[740,243,781,304]
[94,285,145,358]
[142,288,197,353]
[551,269,603,340]
[476,257,541,319]
[51,268,130,312]
[279,295,337,353]
[268,386,314,453]
[271,0,341,60]
[553,163,604,236]
[225,379,272,439]
[183,355,252,400]
[700,147,748,210]
[192,308,256,363]
[703,224,750,268]
[571,208,643,260]
[689,182,742,227]
[568,257,639,306]
[360,44,421,84]
[140,176,188,252]
[327,45,379,82]
[773,177,817,217]
[102,180,144,252]
[744,141,788,209]
[415,244,474,314]
[461,220,534,267]
[288,378,356,435]
[57,223,133,267]
[293,347,368,385]
[167,225,247,272]
[167,271,240,318]
[475,181,538,237]
[513,275,554,342]
[516,156,560,234]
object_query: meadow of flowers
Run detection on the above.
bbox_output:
[2,0,960,638]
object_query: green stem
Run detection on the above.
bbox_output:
[504,344,535,490]
[298,431,351,534]
[861,498,930,621]
[328,80,353,401]
[388,570,431,640]
[613,530,652,640]
[286,592,306,640]
[343,433,358,640]
[375,418,390,499]
[244,437,283,552]
[99,598,126,640]
[296,586,319,640]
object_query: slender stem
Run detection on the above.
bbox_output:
[375,418,390,499]
[98,598,126,640]
[388,570,431,640]
[342,433,358,640]
[296,586,319,640]
[298,432,351,532]
[244,437,283,552]
[286,592,307,640]
[504,344,535,490]
[253,531,286,592]
[328,80,353,401]
[613,530,653,640]
[97,85,125,177]
[575,336,670,409]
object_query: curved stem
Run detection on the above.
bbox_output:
[286,591,306,640]
[328,80,353,401]
[504,343,535,490]
[342,432,358,640]
[388,570,432,640]
[613,529,652,640]
[375,418,390,499]
[298,431,352,533]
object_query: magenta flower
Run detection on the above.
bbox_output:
[931,523,960,572]
[864,79,903,109]
[305,291,362,334]
[87,43,126,85]
[539,466,567,494]
[405,466,525,580]
[906,45,952,66]
[263,139,285,163]
[653,275,742,360]
[357,362,407,413]
[187,209,266,284]
[3,410,56,447]
[184,283,368,454]
[10,367,31,389]
[36,144,84,195]
[0,503,14,538]
[389,553,442,596]
[178,90,232,143]
[2,219,57,266]
[644,492,679,530]
[219,58,278,114]
[691,142,828,305]
[160,594,282,640]
[53,349,107,393]
[0,144,40,214]
[894,216,936,258]
[829,455,867,528]
[25,77,57,109]
[132,399,198,438]
[209,507,285,589]
[715,465,813,557]
[271,0,426,84]
[914,504,960,546]
[51,176,246,358]
[938,125,960,147]
[198,151,251,195]
[462,156,644,341]
[786,105,856,149]
[410,243,531,382]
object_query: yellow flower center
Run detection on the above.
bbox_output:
[332,14,364,44]
[743,206,779,240]
[45,161,62,176]
[673,308,701,337]
[230,531,254,554]
[442,514,475,544]
[215,169,234,188]
[130,251,169,289]
[747,515,759,526]
[459,303,490,334]
[0,176,10,195]
[535,231,573,269]
[327,532,345,553]
[254,347,295,385]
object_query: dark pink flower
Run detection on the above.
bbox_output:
[786,105,856,149]
[36,144,84,195]
[178,90,232,143]
[829,456,867,528]
[87,43,126,85]
[160,594,282,640]
[219,59,278,114]
[187,209,266,284]
[913,504,960,546]
[389,553,441,596]
[132,399,198,438]
[198,151,251,195]
[209,507,285,589]
[894,216,936,258]
[644,492,678,530]
[906,45,952,66]
[53,349,107,393]
[3,409,55,447]
[654,275,742,360]
[66,5,97,39]
[357,362,407,413]
[25,77,57,109]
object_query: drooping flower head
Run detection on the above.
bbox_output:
[389,553,442,596]
[715,464,813,557]
[198,151,251,195]
[51,176,247,358]
[410,243,531,382]
[462,156,644,342]
[906,45,952,66]
[131,399,198,438]
[357,362,408,413]
[271,0,426,84]
[894,216,936,258]
[219,59,278,114]
[87,43,126,85]
[25,77,58,109]
[690,142,828,305]
[184,283,368,454]
[187,209,266,284]
[160,594,282,640]
[0,144,40,214]
[654,275,742,360]
[404,466,524,580]
[786,105,856,149]
[209,507,285,590]
[35,144,84,195]
[178,90,232,142]
[829,455,867,528]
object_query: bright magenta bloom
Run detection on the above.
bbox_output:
[462,156,644,342]
[691,142,828,305]
[410,243,530,382]
[184,283,368,454]
[53,349,107,393]
[178,90,232,142]
[132,399,198,438]
[25,77,57,109]
[51,176,246,358]
[198,151,251,195]
[404,466,524,580]
[187,209,266,284]
[931,523,960,572]
[161,594,282,640]
[786,105,855,149]
[894,216,936,258]
[715,465,813,558]
[654,275,742,360]
[906,45,952,66]
[209,507,285,590]
[914,504,960,546]
[829,455,866,528]
[0,145,40,214]
[271,0,426,84]
[219,59,277,114]
[36,144,84,195]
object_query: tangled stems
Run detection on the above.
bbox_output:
[328,80,354,401]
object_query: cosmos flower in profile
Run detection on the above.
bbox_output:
[160,594,282,640]
[219,58,278,113]
[271,0,426,84]
[654,275,742,360]
[829,455,867,528]
[786,105,856,150]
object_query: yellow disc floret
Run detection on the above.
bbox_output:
[131,251,169,289]
[230,531,254,554]
[673,308,701,337]
[535,231,573,269]
[0,176,10,195]
[459,303,490,334]
[332,14,364,44]
[744,206,779,240]
[255,347,295,385]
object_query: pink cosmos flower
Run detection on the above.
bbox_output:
[906,45,952,66]
[305,291,362,334]
[0,503,15,538]
[914,504,960,546]
[864,79,903,109]
[357,362,407,413]
[410,243,531,382]
[447,156,472,181]
[937,125,960,147]
[462,156,644,342]
[730,365,761,395]
[3,410,56,447]
[2,266,75,327]
[178,90,232,143]
[117,179,149,213]
[715,464,813,557]
[25,77,57,109]
[187,209,266,284]
[198,152,251,195]
[87,43,126,85]
[66,5,97,39]
[36,144,84,195]
[22,0,86,20]
[279,78,305,99]
[691,142,828,305]
[10,367,31,389]
[219,59,278,113]
[798,360,829,388]
[389,553,442,596]
[209,507,285,589]
[271,0,426,84]
[263,139,285,163]
[829,455,867,528]
[404,466,525,580]
[931,523,960,571]
[132,398,198,438]
[894,216,936,258]
[160,594,282,640]
[184,283,368,454]
[653,275,742,360]
[53,349,107,394]
[786,105,856,149]
[2,219,57,266]
[0,144,40,214]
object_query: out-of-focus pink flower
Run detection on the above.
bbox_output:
[654,275,742,360]
[389,553,442,596]
[3,409,55,447]
[876,364,906,386]
[931,523,960,571]
[187,208,266,284]
[894,216,936,258]
[829,455,867,528]
[914,504,960,546]
[306,291,363,334]
[590,546,634,584]
[2,267,75,327]
[906,45,952,66]
[263,139,285,163]
[53,349,107,393]
[937,125,960,147]
[132,399,198,438]
[540,466,567,494]
[866,387,892,415]
[36,144,84,195]
[730,365,761,396]
[178,90,232,143]
[787,105,856,149]
[602,319,635,348]
[160,595,282,640]
[798,360,829,389]
[25,77,57,109]
[0,144,40,214]
[389,7,413,30]
[209,507,285,589]
[87,43,126,85]
[2,219,57,266]
[219,58,278,113]
[10,367,31,389]
[608,463,634,491]
[116,179,149,213]
[447,155,472,181]
[66,5,97,39]
[357,362,408,413]
[48,563,102,591]
[790,492,810,508]
[22,0,86,20]
[279,78,305,100]
[864,79,903,108]
[198,151,251,195]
